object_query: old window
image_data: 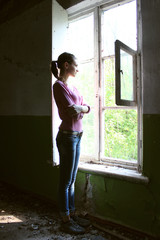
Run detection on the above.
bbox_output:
[52,0,143,176]
[99,1,139,170]
[66,0,141,171]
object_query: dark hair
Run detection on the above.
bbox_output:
[51,52,76,79]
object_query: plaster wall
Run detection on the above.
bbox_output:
[52,0,68,59]
[0,0,52,116]
[141,0,160,114]
[0,0,55,207]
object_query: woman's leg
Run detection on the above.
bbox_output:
[56,132,80,217]
[56,132,85,234]
[69,135,81,214]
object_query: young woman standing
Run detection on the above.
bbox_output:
[51,52,90,234]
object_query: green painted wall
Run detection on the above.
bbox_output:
[0,116,59,201]
[75,114,160,238]
[0,115,160,237]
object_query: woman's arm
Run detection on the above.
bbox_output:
[66,104,89,116]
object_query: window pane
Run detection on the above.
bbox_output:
[104,57,116,107]
[102,1,137,57]
[82,109,96,156]
[104,109,137,160]
[78,62,96,156]
[120,50,134,101]
[74,62,95,107]
[67,14,95,157]
[69,62,96,157]
[67,14,94,61]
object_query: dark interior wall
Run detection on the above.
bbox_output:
[0,0,160,238]
[141,0,160,199]
[141,1,160,236]
[0,0,52,115]
[0,0,56,199]
[0,0,46,25]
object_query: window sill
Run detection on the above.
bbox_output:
[78,162,149,184]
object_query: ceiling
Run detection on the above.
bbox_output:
[56,0,84,9]
[0,0,84,24]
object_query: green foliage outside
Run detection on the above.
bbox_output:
[104,109,137,160]
[71,58,137,161]
[104,58,137,160]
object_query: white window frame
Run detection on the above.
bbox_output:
[54,0,144,178]
[99,38,138,170]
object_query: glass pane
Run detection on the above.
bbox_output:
[69,62,94,107]
[104,57,116,107]
[69,62,96,157]
[78,63,95,156]
[120,50,134,101]
[102,1,137,57]
[67,13,95,157]
[67,14,94,61]
[104,109,137,160]
[82,109,96,156]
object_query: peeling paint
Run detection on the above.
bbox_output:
[82,174,93,211]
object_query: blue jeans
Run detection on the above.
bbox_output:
[56,130,82,217]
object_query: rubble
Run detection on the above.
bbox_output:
[0,182,156,240]
[0,182,109,240]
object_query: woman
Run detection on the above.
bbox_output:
[51,52,90,234]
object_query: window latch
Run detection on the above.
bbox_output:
[119,69,123,74]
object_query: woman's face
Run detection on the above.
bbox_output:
[67,59,79,77]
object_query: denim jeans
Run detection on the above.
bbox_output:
[56,130,82,217]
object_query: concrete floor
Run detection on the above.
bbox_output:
[0,182,155,240]
[0,182,111,240]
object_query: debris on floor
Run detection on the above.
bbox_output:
[0,182,157,240]
[0,182,112,240]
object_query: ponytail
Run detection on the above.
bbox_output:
[51,61,59,79]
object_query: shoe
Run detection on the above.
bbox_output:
[71,215,91,227]
[61,219,85,234]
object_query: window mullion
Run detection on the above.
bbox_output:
[99,8,105,161]
[94,6,101,161]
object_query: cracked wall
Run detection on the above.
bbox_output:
[0,0,52,115]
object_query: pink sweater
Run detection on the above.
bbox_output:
[53,80,90,132]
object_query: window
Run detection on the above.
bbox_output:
[115,40,137,106]
[66,0,141,171]
[52,0,142,174]
[100,1,138,168]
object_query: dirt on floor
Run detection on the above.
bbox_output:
[0,182,157,240]
[0,182,114,240]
